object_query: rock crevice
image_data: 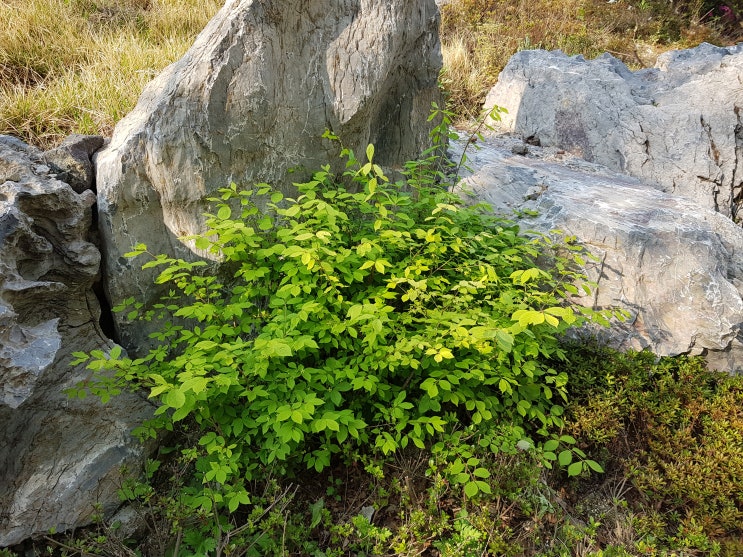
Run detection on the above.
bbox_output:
[0,136,152,547]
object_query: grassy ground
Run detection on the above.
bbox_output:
[440,0,743,118]
[3,0,742,147]
[0,0,222,149]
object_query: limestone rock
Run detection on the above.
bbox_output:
[452,134,743,372]
[484,43,743,220]
[43,134,105,193]
[0,136,152,547]
[95,0,443,350]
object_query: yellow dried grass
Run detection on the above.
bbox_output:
[0,0,221,148]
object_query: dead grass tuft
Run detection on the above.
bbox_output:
[3,0,742,147]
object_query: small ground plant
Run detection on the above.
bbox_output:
[68,115,618,553]
[561,346,743,556]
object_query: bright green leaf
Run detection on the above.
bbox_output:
[464,481,479,498]
[567,462,583,477]
[558,450,573,467]
[165,389,186,409]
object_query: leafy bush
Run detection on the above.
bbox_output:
[70,117,617,552]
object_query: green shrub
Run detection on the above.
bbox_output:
[70,116,618,552]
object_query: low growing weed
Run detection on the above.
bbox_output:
[561,346,743,555]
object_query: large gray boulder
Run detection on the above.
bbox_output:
[484,43,743,221]
[453,134,743,372]
[96,0,443,350]
[0,136,152,546]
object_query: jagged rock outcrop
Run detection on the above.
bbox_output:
[484,43,743,221]
[0,136,153,546]
[453,134,743,371]
[43,134,105,194]
[96,0,443,350]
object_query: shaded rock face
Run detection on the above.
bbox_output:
[453,135,743,372]
[96,0,443,350]
[0,136,153,546]
[484,43,743,221]
[43,134,105,194]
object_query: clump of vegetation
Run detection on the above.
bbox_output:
[63,109,617,554]
[561,346,743,556]
[31,109,738,557]
[29,347,743,556]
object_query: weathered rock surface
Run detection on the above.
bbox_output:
[484,43,743,221]
[453,134,743,372]
[96,0,443,350]
[0,136,152,547]
[43,134,105,194]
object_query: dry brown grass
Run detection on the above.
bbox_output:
[0,0,221,149]
[440,34,490,121]
[440,0,740,120]
[3,0,742,147]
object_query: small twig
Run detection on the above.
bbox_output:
[172,526,183,557]
[605,48,647,68]
[220,485,297,556]
[452,107,501,188]
[42,535,98,557]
